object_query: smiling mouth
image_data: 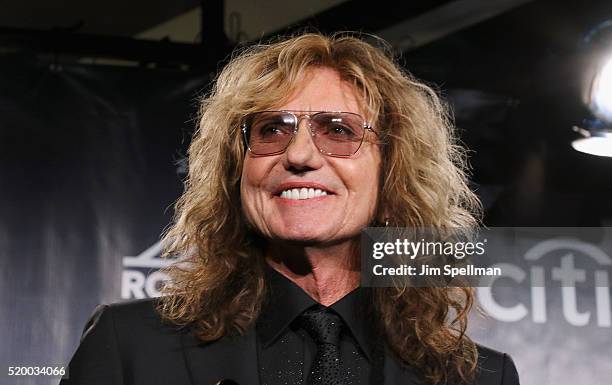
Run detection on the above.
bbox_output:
[278,188,330,200]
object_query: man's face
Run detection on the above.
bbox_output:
[240,67,381,245]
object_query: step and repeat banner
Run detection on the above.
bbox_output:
[0,61,610,385]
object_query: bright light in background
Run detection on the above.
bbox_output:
[572,55,612,157]
[589,56,612,122]
[572,136,612,157]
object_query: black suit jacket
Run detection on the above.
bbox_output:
[60,298,520,385]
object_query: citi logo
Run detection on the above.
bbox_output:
[478,238,612,328]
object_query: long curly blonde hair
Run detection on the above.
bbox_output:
[158,32,482,385]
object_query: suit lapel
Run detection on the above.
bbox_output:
[181,328,260,385]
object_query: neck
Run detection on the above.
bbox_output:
[266,241,360,306]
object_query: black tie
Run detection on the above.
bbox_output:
[299,306,345,385]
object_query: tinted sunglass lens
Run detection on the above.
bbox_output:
[247,112,295,154]
[311,113,365,156]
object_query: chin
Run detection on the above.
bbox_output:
[275,230,325,244]
[269,223,332,244]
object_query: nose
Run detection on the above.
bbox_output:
[282,118,324,171]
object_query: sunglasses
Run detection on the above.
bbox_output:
[241,110,376,158]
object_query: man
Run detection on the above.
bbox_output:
[62,32,519,385]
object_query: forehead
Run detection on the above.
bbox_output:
[275,67,364,115]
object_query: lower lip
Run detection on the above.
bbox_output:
[273,194,332,204]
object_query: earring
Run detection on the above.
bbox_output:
[384,218,390,227]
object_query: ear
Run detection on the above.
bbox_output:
[379,198,391,226]
[372,209,390,227]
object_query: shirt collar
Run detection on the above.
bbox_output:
[256,264,374,361]
[328,283,374,361]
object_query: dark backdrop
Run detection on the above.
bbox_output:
[0,37,611,384]
[0,59,205,384]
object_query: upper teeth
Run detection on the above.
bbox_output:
[280,188,328,200]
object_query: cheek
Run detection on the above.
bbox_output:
[357,176,380,218]
[352,153,381,215]
[240,160,257,213]
[240,158,271,214]
[241,158,263,192]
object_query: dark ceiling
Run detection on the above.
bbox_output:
[0,0,199,36]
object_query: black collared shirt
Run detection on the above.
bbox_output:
[257,265,382,385]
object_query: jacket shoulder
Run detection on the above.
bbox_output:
[103,297,187,348]
[62,298,191,385]
[475,344,520,385]
[104,297,164,325]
